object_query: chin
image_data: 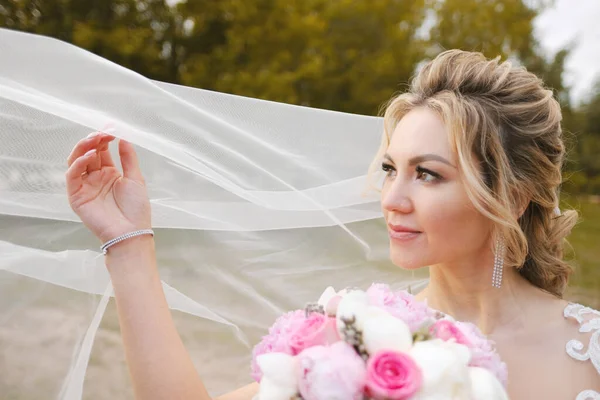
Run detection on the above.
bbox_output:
[390,246,431,271]
[389,248,429,270]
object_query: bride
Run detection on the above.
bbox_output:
[65,50,600,399]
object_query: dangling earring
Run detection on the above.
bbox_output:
[492,237,505,288]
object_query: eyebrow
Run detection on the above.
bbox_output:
[383,153,456,168]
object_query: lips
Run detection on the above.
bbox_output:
[387,223,421,241]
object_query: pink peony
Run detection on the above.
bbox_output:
[251,310,340,382]
[297,342,367,400]
[251,309,306,382]
[365,350,422,400]
[289,313,338,355]
[366,283,436,332]
[454,321,508,387]
[430,320,472,347]
[428,319,508,387]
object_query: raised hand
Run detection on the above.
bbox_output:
[66,132,151,244]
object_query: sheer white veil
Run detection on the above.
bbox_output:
[0,28,428,399]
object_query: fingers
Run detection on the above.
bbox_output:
[67,132,115,167]
[65,132,144,193]
[96,132,116,168]
[98,144,116,169]
[87,147,102,173]
[65,149,99,197]
[118,139,144,183]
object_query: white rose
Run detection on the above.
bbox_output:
[409,339,472,399]
[339,289,368,303]
[362,310,413,354]
[335,287,353,297]
[468,367,509,400]
[256,353,298,400]
[335,289,369,333]
[317,286,337,308]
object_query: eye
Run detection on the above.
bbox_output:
[416,166,441,183]
[381,162,397,178]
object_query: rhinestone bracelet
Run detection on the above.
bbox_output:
[101,229,154,255]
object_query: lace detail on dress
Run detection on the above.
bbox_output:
[564,303,600,400]
[576,390,600,400]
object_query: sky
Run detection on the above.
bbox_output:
[534,0,600,104]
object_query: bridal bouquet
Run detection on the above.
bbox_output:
[251,284,508,400]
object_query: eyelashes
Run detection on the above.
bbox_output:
[381,162,394,173]
[416,166,442,182]
[381,162,397,179]
[381,163,443,182]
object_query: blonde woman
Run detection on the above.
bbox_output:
[66,50,600,399]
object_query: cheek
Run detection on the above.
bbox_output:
[415,184,492,263]
[421,189,491,258]
[383,181,492,269]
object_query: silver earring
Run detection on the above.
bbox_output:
[492,238,505,288]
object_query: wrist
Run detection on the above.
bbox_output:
[104,234,156,259]
[101,228,154,254]
[104,234,160,290]
[96,220,152,245]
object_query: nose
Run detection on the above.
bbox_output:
[381,179,414,215]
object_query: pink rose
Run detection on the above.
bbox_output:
[365,350,422,400]
[430,320,472,346]
[297,342,366,400]
[366,284,435,331]
[289,313,338,355]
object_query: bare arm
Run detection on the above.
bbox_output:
[65,132,257,400]
[215,384,259,400]
[106,236,212,399]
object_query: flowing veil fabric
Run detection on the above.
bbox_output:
[0,28,428,399]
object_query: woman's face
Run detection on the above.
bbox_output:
[381,107,492,269]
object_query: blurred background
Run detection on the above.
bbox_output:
[1,1,599,398]
[3,0,596,301]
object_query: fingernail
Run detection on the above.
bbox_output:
[84,149,96,157]
[87,132,100,139]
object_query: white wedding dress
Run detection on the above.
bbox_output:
[0,28,598,399]
[564,303,600,399]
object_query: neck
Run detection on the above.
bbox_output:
[417,254,552,335]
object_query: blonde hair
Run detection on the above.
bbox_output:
[373,50,577,297]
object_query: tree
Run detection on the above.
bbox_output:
[429,0,544,61]
[582,82,600,136]
[179,0,431,115]
[1,0,577,119]
[0,0,177,82]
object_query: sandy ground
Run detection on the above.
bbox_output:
[0,287,255,400]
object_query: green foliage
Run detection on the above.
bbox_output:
[581,83,600,136]
[178,0,431,114]
[562,194,600,307]
[562,83,600,195]
[430,0,538,60]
